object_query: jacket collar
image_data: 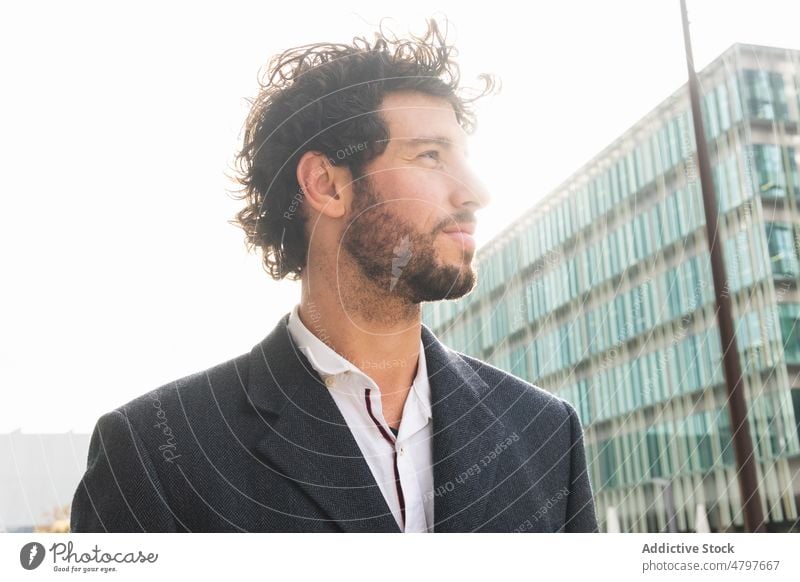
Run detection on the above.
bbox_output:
[246,312,508,532]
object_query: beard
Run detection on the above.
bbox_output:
[341,175,477,304]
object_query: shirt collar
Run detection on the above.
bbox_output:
[286,304,432,422]
[287,303,356,376]
[410,337,432,422]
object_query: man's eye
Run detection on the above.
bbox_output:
[419,150,440,161]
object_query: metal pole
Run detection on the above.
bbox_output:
[679,0,766,532]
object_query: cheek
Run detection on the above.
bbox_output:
[380,168,448,203]
[404,175,449,211]
[372,169,450,233]
[403,200,440,235]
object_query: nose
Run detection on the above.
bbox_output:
[450,158,491,211]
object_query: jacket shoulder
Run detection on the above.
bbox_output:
[72,350,253,532]
[449,349,574,421]
[451,349,559,399]
[111,351,251,423]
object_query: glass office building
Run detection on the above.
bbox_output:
[422,43,800,532]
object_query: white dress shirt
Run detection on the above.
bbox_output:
[287,304,434,532]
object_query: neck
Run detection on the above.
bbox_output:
[297,257,422,405]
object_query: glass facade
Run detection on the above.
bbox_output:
[740,69,789,121]
[780,304,800,364]
[423,44,800,532]
[750,145,799,198]
[766,222,800,278]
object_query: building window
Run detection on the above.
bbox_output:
[765,223,800,278]
[715,408,736,466]
[779,303,800,364]
[740,69,788,121]
[749,145,797,198]
[599,438,618,488]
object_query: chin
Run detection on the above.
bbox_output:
[437,245,474,265]
[422,267,477,302]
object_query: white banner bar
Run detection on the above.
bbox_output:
[2,533,798,581]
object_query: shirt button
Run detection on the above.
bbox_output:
[398,446,405,455]
[324,377,335,388]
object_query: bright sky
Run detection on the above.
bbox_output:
[2,0,799,433]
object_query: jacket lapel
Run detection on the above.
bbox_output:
[422,325,510,532]
[247,314,400,532]
[245,313,511,533]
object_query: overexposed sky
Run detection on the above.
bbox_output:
[2,0,799,432]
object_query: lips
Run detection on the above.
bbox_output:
[441,223,476,236]
[441,223,477,251]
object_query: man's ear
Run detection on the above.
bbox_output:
[296,151,347,218]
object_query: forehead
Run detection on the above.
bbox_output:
[378,91,467,148]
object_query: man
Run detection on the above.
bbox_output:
[71,20,598,533]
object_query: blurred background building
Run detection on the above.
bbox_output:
[423,43,800,532]
[0,430,89,532]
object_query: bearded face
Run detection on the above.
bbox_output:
[342,174,478,304]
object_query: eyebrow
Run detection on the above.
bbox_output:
[396,135,469,156]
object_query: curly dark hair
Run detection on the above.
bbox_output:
[229,18,497,281]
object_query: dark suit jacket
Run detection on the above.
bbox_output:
[70,313,598,532]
